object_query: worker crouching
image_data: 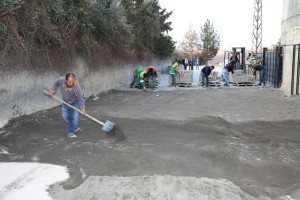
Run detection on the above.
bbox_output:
[146,66,158,90]
[130,68,148,91]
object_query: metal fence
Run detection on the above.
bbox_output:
[290,44,300,95]
[263,47,283,88]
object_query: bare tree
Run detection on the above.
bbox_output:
[180,25,202,58]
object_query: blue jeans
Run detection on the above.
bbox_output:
[149,74,156,89]
[62,101,79,133]
[201,72,209,87]
[260,68,265,84]
[223,68,229,85]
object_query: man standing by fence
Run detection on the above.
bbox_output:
[251,64,266,86]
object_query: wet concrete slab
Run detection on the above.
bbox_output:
[1,76,300,199]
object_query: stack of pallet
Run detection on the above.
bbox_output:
[210,71,219,81]
[169,70,193,86]
[234,70,244,76]
[228,73,255,83]
[199,71,219,82]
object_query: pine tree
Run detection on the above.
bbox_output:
[121,0,174,56]
[200,19,220,64]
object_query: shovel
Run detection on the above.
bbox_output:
[86,68,99,101]
[43,90,115,133]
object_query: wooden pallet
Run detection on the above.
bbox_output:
[177,83,193,87]
[209,81,222,87]
[229,82,256,87]
[145,82,159,88]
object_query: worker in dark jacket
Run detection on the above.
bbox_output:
[223,61,235,86]
[182,58,187,70]
[201,65,215,87]
[188,57,194,70]
[251,64,265,86]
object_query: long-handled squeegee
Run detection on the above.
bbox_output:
[43,90,115,133]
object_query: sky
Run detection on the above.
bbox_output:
[159,0,282,50]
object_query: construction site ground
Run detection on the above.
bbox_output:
[1,71,300,199]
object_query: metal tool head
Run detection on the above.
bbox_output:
[102,120,115,133]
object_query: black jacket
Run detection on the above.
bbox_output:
[225,63,234,74]
[201,66,212,76]
[252,64,265,75]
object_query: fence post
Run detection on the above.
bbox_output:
[276,47,283,88]
[296,44,300,95]
[291,45,296,95]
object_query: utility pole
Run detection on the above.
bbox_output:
[251,0,262,63]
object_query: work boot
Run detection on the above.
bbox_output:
[67,132,77,138]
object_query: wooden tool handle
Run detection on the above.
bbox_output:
[43,90,105,126]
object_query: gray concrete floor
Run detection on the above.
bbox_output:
[1,72,300,199]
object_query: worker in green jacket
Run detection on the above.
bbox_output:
[130,68,147,91]
[130,68,143,88]
[169,62,181,87]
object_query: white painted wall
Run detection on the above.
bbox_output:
[281,0,300,94]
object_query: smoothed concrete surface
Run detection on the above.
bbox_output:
[1,76,300,199]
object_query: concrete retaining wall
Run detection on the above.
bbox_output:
[0,58,171,124]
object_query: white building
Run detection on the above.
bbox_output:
[281,0,300,95]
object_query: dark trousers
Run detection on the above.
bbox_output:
[149,74,156,89]
[170,74,176,86]
[201,72,209,87]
